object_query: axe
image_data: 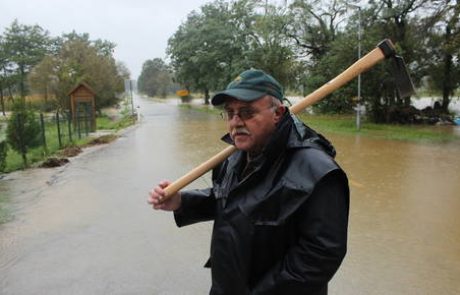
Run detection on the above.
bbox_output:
[161,39,415,200]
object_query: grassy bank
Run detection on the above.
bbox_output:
[299,114,459,143]
[97,111,137,131]
[1,110,137,173]
[183,104,459,143]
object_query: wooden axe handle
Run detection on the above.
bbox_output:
[162,145,237,199]
[162,39,393,199]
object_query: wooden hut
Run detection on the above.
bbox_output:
[68,83,96,131]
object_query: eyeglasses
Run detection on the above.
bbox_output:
[220,105,275,121]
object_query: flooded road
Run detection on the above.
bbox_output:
[1,95,459,294]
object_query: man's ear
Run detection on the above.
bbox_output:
[273,105,286,123]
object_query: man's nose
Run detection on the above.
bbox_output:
[229,113,244,125]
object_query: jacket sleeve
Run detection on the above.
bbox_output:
[251,170,349,294]
[174,188,217,227]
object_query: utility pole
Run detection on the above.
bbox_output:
[125,79,135,116]
[129,80,135,116]
[356,6,362,130]
[347,3,362,130]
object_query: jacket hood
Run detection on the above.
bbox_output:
[221,111,336,158]
[289,114,336,157]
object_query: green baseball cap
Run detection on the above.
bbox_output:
[211,69,284,105]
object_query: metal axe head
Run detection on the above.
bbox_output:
[378,39,416,98]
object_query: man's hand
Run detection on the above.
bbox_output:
[148,180,182,211]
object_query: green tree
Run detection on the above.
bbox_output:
[286,0,357,61]
[1,33,23,114]
[167,0,298,103]
[164,0,458,121]
[2,20,50,99]
[423,0,460,112]
[299,0,442,120]
[6,101,41,167]
[0,140,7,172]
[168,0,259,104]
[356,0,454,122]
[116,61,131,81]
[307,33,360,114]
[0,36,9,115]
[137,58,172,97]
[28,32,125,111]
[286,0,359,112]
[244,2,296,88]
[27,54,56,110]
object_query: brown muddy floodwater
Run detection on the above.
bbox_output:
[1,95,459,295]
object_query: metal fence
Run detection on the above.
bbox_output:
[74,101,93,137]
[54,111,73,148]
[3,107,93,153]
[0,107,94,171]
[49,107,93,148]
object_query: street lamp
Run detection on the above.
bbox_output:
[130,80,135,116]
[347,3,362,130]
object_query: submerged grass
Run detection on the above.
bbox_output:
[1,110,137,173]
[183,104,459,143]
[3,136,92,173]
[300,114,459,143]
[97,113,137,131]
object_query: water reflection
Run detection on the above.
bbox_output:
[326,132,460,294]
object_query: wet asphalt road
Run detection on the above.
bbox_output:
[0,98,216,294]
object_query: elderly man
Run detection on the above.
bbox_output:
[149,69,349,295]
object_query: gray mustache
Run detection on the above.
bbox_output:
[232,127,250,137]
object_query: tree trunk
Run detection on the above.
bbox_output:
[20,66,26,101]
[8,85,13,101]
[44,84,48,103]
[21,152,28,168]
[204,88,210,105]
[0,87,5,116]
[441,25,453,112]
[20,65,26,100]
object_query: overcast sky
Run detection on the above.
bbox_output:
[0,0,213,79]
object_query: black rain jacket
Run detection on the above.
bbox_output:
[174,112,349,295]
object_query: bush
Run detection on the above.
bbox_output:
[6,101,41,167]
[0,141,7,172]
